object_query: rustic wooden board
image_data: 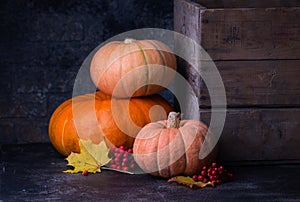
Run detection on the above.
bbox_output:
[193,0,300,9]
[175,0,300,107]
[200,7,300,60]
[200,108,300,161]
[174,0,204,116]
[174,0,300,60]
[174,0,203,45]
[199,60,300,107]
[174,0,300,162]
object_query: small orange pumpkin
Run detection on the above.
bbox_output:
[133,112,217,178]
[90,38,176,98]
[48,91,173,156]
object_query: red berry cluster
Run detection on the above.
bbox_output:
[192,162,234,185]
[108,145,136,172]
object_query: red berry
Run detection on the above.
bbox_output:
[202,178,208,183]
[123,157,128,163]
[198,175,203,181]
[207,168,212,173]
[209,176,214,181]
[192,175,198,181]
[212,170,218,176]
[212,180,217,184]
[212,162,217,168]
[123,166,129,171]
[119,145,125,151]
[82,170,88,176]
[219,166,224,171]
[130,163,135,169]
[114,157,120,163]
[127,148,133,153]
[202,166,207,171]
[201,170,206,176]
[227,172,234,179]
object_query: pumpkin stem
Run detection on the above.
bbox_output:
[124,38,136,44]
[167,112,181,128]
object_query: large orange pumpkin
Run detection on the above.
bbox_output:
[133,112,217,178]
[90,38,176,98]
[48,91,173,156]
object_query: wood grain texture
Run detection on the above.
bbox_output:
[200,108,300,161]
[174,0,203,117]
[200,7,300,60]
[193,0,300,9]
[175,0,300,107]
[174,0,203,45]
[174,0,300,161]
[199,60,300,107]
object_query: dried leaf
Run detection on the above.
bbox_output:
[64,139,111,174]
[168,176,214,189]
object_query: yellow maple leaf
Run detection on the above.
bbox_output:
[64,139,111,174]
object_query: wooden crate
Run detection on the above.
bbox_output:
[174,0,300,162]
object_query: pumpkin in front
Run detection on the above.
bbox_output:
[133,112,218,178]
[48,91,173,156]
[90,38,177,98]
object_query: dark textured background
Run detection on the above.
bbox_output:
[0,0,173,144]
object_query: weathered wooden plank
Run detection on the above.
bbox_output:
[174,0,300,162]
[175,0,300,60]
[200,7,300,60]
[174,0,203,45]
[199,60,300,107]
[193,0,300,9]
[174,0,203,117]
[174,0,300,107]
[200,108,300,161]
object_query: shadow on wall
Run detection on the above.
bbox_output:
[0,0,174,144]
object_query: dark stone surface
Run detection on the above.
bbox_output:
[0,0,173,144]
[1,143,300,201]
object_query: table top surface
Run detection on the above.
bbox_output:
[1,143,300,201]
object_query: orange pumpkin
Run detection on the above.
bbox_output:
[48,91,173,156]
[133,112,217,178]
[90,38,176,98]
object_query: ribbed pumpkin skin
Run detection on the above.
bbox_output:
[48,91,173,156]
[90,39,176,98]
[133,120,217,178]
